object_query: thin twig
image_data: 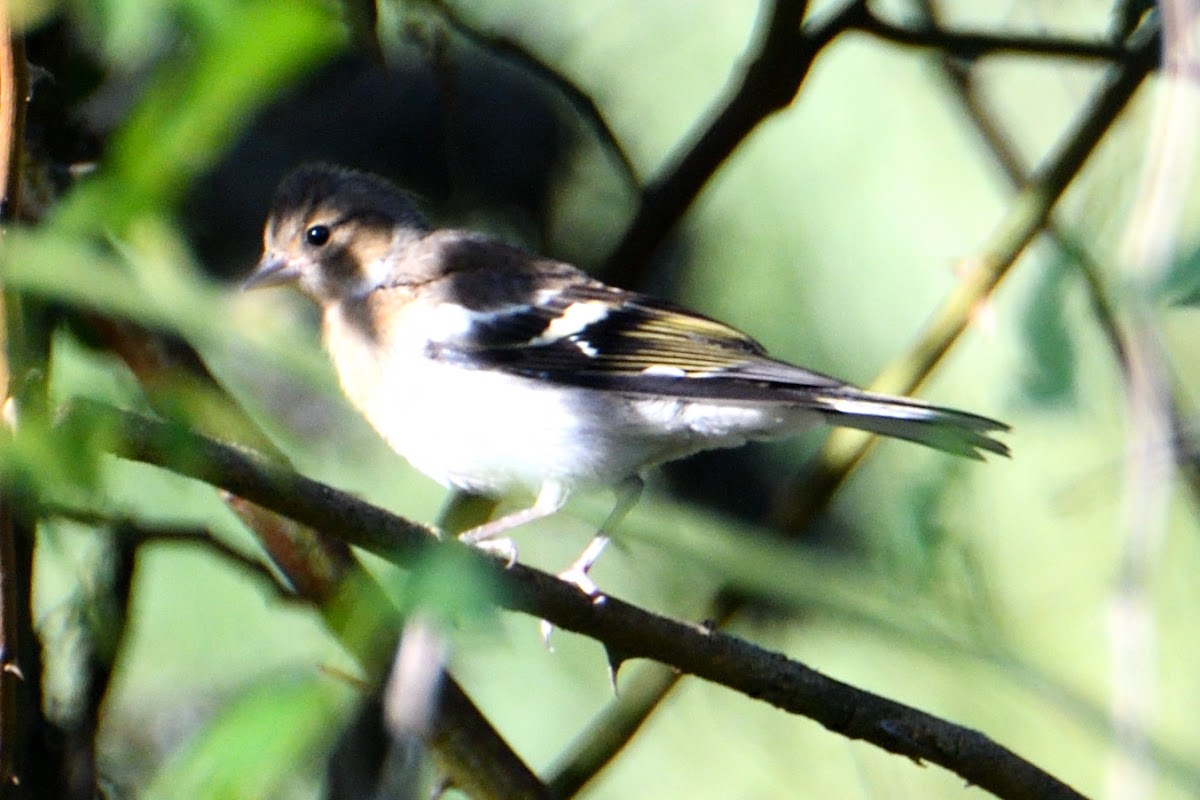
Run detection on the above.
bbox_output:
[772,19,1161,530]
[425,0,640,188]
[0,0,23,222]
[68,399,1092,800]
[913,0,1132,377]
[79,319,547,799]
[42,504,297,600]
[599,0,1149,288]
[602,0,827,285]
[854,7,1141,62]
[547,9,1162,795]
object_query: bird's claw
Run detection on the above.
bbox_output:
[467,536,518,567]
[540,560,606,648]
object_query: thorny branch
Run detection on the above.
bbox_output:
[542,2,1162,795]
[77,319,548,800]
[65,399,1089,800]
[5,0,1172,797]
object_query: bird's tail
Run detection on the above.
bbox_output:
[810,389,1010,460]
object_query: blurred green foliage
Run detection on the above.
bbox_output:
[141,675,352,800]
[5,1,1200,799]
[1018,254,1078,406]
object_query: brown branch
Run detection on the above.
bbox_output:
[772,15,1161,529]
[0,3,23,224]
[549,11,1162,794]
[853,7,1143,62]
[68,399,1091,800]
[599,0,1149,288]
[79,319,547,799]
[0,9,63,797]
[602,0,830,284]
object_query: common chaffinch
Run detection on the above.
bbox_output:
[244,163,1008,591]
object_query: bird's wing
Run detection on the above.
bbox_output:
[420,265,1009,459]
[424,272,850,398]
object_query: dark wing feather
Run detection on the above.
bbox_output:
[430,278,845,394]
[426,273,1010,458]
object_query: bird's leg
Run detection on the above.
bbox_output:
[553,476,644,596]
[540,477,644,647]
[553,535,611,598]
[458,482,567,565]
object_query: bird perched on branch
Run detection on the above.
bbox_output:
[245,163,1008,593]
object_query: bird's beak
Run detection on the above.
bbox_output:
[242,254,300,291]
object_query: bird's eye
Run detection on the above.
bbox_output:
[305,224,331,246]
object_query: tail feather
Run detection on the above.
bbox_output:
[812,391,1010,460]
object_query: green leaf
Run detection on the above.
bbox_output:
[55,0,344,232]
[0,397,128,508]
[1158,241,1200,306]
[401,542,500,626]
[0,225,329,388]
[1017,255,1077,406]
[143,674,350,800]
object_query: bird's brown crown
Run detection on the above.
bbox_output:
[255,164,431,302]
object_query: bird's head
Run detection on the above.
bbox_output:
[245,163,430,303]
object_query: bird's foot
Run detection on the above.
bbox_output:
[539,542,608,647]
[464,535,518,568]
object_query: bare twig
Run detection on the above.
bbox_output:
[603,0,827,284]
[68,399,1092,800]
[79,319,547,800]
[854,7,1142,62]
[43,504,296,599]
[600,0,1151,288]
[425,0,639,188]
[914,0,1133,378]
[0,0,23,222]
[772,18,1161,529]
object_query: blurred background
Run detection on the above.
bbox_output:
[4,0,1199,798]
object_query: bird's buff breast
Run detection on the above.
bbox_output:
[323,307,814,497]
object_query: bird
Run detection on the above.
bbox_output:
[244,163,1009,593]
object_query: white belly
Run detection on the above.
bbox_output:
[324,308,819,497]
